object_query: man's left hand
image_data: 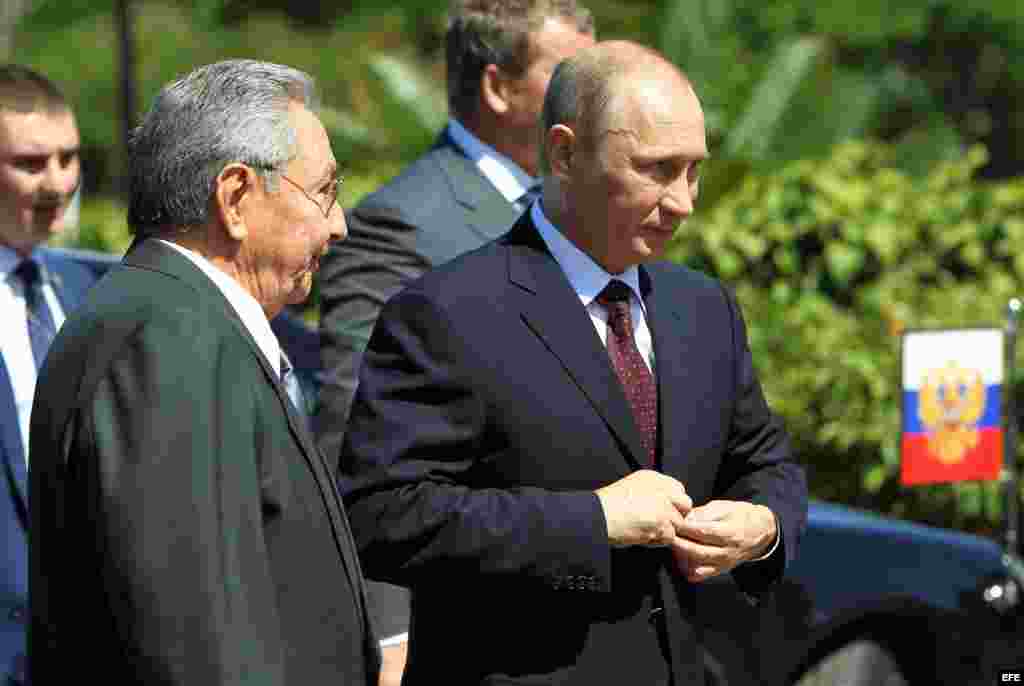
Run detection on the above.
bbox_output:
[670,500,777,583]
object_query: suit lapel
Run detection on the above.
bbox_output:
[505,217,647,470]
[122,240,368,620]
[0,357,27,521]
[4,251,94,525]
[38,249,89,315]
[642,266,701,475]
[436,137,522,243]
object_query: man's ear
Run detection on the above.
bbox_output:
[546,124,577,181]
[480,63,513,116]
[214,163,256,241]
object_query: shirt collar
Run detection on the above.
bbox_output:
[158,239,283,377]
[446,118,536,205]
[530,201,643,308]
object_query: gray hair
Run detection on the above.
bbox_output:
[446,0,594,121]
[128,59,319,237]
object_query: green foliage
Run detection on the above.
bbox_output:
[59,197,133,255]
[669,141,1024,531]
[14,2,444,193]
[658,0,1024,179]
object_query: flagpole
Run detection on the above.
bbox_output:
[1004,298,1021,553]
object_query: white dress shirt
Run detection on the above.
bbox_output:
[531,202,654,372]
[447,118,536,208]
[158,241,283,378]
[0,245,67,463]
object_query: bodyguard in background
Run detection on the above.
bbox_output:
[316,3,596,680]
[29,60,378,685]
[0,64,90,686]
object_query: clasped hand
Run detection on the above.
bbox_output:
[595,470,777,582]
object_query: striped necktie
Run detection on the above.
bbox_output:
[280,351,308,419]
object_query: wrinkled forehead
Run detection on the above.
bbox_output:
[599,74,705,151]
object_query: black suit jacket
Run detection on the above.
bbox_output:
[316,128,522,460]
[29,239,379,685]
[317,128,524,638]
[341,215,808,685]
[2,249,97,686]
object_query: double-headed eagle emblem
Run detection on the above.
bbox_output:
[918,362,987,464]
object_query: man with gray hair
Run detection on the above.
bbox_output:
[29,60,379,685]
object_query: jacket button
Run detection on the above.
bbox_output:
[9,605,26,623]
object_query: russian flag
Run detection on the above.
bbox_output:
[901,329,1004,485]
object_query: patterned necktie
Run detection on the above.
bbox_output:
[596,280,658,465]
[280,352,309,421]
[15,259,57,371]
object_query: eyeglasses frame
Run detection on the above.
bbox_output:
[277,172,343,219]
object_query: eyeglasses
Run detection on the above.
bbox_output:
[279,173,343,218]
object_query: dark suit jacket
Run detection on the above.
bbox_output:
[2,248,97,686]
[316,128,522,459]
[317,127,524,637]
[29,239,379,685]
[341,215,808,686]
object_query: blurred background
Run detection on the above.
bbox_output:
[7,0,1024,535]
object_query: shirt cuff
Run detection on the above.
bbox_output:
[379,632,409,648]
[746,509,780,563]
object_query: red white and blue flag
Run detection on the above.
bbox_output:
[901,328,1004,485]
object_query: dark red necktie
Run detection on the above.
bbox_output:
[596,280,658,465]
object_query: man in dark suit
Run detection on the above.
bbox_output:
[29,60,379,685]
[341,42,808,685]
[316,3,595,678]
[316,0,596,454]
[0,64,92,686]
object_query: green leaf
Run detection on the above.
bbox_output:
[364,54,446,152]
[863,464,888,493]
[723,37,826,160]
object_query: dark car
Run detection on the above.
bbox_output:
[60,246,1024,686]
[696,501,1023,685]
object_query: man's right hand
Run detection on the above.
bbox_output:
[595,470,692,547]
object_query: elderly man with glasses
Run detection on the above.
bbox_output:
[29,60,379,686]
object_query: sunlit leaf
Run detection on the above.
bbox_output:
[723,37,825,160]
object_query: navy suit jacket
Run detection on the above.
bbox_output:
[2,247,98,686]
[341,215,808,685]
[317,128,523,638]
